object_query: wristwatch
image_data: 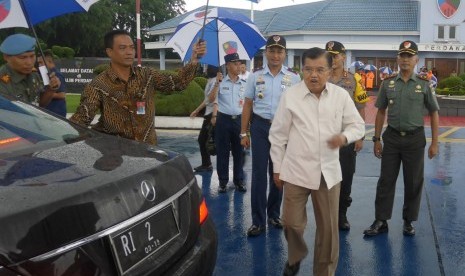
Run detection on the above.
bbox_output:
[372,136,381,142]
[239,133,248,139]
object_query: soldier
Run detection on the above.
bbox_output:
[325,41,368,231]
[364,40,439,236]
[211,52,247,193]
[241,35,301,237]
[0,34,60,106]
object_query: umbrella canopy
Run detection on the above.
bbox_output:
[364,64,377,71]
[350,61,364,68]
[379,67,393,75]
[0,0,100,28]
[166,7,266,66]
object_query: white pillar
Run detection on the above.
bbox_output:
[287,49,295,68]
[160,49,166,70]
[346,50,352,71]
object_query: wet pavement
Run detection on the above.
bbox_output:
[157,122,465,276]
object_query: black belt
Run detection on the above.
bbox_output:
[388,125,424,136]
[218,112,241,120]
[253,114,273,124]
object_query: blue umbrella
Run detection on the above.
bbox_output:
[0,0,100,28]
[166,7,266,66]
[379,67,393,75]
[350,61,364,68]
[364,64,377,71]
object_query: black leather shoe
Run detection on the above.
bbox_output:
[339,215,350,231]
[247,225,265,237]
[283,261,300,276]
[234,181,247,192]
[218,184,227,193]
[268,217,283,229]
[363,220,388,236]
[403,220,415,236]
[194,165,213,172]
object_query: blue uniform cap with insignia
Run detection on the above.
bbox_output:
[224,52,240,63]
[0,34,36,56]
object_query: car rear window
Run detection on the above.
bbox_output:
[0,95,92,158]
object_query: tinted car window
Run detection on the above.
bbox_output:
[0,95,92,157]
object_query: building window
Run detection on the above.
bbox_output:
[438,26,444,39]
[449,26,456,39]
[436,25,458,41]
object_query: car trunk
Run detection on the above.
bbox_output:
[0,135,200,271]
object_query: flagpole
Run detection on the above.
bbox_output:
[136,0,142,66]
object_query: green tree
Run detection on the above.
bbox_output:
[33,0,185,57]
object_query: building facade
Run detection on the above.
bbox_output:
[146,0,465,88]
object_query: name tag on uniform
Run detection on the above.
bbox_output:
[136,102,146,115]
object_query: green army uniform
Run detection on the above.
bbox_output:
[0,64,43,105]
[374,72,439,223]
[376,73,439,132]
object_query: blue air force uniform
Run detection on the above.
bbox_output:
[246,60,300,228]
[215,53,247,190]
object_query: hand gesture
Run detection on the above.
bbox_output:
[49,72,61,91]
[191,40,207,62]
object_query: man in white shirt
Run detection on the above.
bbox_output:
[269,47,364,276]
[239,62,250,81]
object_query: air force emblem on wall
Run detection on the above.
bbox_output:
[437,0,461,19]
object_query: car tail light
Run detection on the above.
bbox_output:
[0,137,21,146]
[199,198,209,225]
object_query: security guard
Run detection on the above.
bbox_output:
[326,40,368,231]
[364,40,439,236]
[240,35,300,237]
[0,34,59,106]
[211,52,247,193]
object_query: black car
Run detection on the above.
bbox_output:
[0,95,217,275]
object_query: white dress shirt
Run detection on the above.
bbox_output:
[269,81,365,190]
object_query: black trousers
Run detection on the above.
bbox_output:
[197,113,212,166]
[375,127,426,221]
[339,142,356,215]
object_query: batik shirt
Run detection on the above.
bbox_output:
[70,63,197,145]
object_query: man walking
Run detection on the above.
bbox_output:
[363,40,439,236]
[211,52,247,193]
[241,35,300,237]
[270,47,364,276]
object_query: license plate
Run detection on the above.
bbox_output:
[109,205,180,275]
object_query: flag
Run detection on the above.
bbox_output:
[0,0,29,28]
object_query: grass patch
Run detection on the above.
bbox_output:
[66,94,82,113]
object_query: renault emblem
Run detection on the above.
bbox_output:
[140,180,156,202]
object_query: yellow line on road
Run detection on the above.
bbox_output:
[438,127,461,139]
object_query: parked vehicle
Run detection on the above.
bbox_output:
[0,94,217,275]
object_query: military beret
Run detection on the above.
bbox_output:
[266,35,286,49]
[326,41,345,54]
[224,52,240,63]
[0,34,36,55]
[398,40,418,55]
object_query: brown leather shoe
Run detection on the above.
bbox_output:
[363,220,388,236]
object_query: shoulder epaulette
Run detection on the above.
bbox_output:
[416,74,429,82]
[286,67,298,75]
[253,67,264,73]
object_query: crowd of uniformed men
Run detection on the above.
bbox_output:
[0,30,439,276]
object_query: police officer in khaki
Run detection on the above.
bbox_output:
[325,41,368,231]
[364,40,439,236]
[0,34,59,106]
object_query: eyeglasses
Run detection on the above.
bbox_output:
[302,67,330,75]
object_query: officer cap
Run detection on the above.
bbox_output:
[224,52,240,63]
[266,35,286,49]
[325,41,345,54]
[0,34,36,56]
[398,40,418,55]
